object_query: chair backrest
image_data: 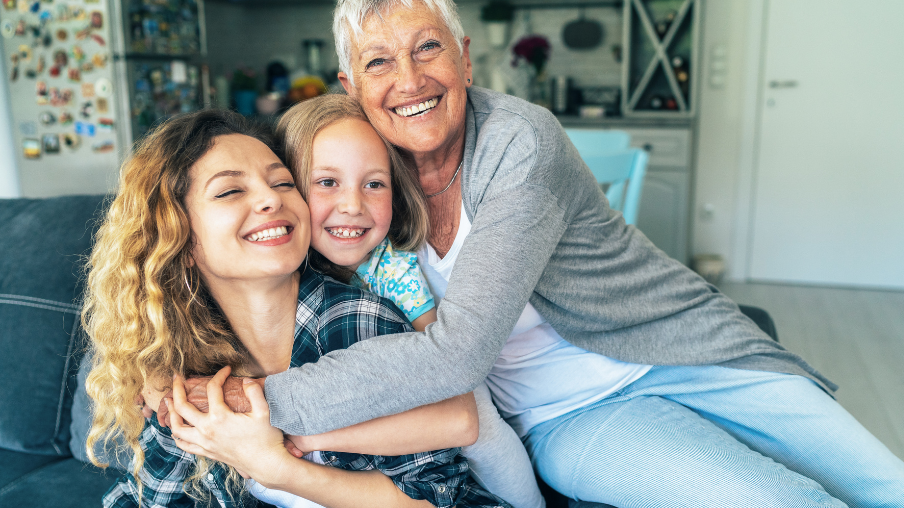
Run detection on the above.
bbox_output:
[565,129,649,225]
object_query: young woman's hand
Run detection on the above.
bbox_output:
[168,366,292,484]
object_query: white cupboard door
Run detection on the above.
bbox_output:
[750,0,904,289]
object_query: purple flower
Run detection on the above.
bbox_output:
[512,35,551,74]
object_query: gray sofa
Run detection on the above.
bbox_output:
[0,194,123,506]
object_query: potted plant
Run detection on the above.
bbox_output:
[231,66,258,116]
[481,1,514,48]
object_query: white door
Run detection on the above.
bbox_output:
[749,0,904,289]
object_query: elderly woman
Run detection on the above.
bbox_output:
[172,0,904,506]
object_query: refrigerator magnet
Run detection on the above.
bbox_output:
[59,110,73,125]
[27,1,39,14]
[95,97,108,113]
[98,118,113,130]
[14,19,24,36]
[3,0,15,11]
[39,111,55,126]
[55,4,72,22]
[1,19,13,38]
[10,66,18,82]
[67,67,80,82]
[48,65,60,77]
[92,140,114,153]
[42,133,60,154]
[62,133,80,150]
[36,80,48,104]
[79,101,93,118]
[81,82,95,98]
[75,121,95,137]
[17,1,26,14]
[35,54,44,74]
[91,53,107,68]
[72,7,86,21]
[80,60,93,73]
[18,44,31,62]
[71,45,85,62]
[90,11,102,29]
[56,28,67,41]
[53,48,66,67]
[95,77,112,98]
[22,138,41,159]
[39,10,52,25]
[90,33,105,46]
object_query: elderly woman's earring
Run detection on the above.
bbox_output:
[467,79,471,84]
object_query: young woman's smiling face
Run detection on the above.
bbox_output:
[308,118,392,270]
[185,134,310,285]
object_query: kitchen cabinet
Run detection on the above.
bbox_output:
[626,127,691,264]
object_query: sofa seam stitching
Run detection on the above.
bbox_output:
[0,293,80,309]
[0,298,80,315]
[51,316,80,456]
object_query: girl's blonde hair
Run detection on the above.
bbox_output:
[276,94,429,282]
[82,109,277,503]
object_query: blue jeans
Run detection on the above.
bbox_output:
[524,366,904,507]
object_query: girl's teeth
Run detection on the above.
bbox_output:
[329,227,364,238]
[249,226,288,242]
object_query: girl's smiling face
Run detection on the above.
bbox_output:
[308,118,393,270]
[185,134,311,285]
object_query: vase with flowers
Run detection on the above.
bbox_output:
[511,35,551,107]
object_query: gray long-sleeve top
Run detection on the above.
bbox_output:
[266,87,834,436]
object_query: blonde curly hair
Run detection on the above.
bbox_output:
[82,109,279,503]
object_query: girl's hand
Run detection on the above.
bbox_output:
[168,366,293,483]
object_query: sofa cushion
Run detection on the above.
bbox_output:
[0,455,118,507]
[0,195,107,456]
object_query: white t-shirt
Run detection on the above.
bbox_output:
[246,453,328,508]
[419,204,651,437]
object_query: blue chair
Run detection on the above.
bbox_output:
[565,129,649,225]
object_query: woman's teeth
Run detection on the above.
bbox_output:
[327,227,365,238]
[395,98,438,117]
[248,226,288,242]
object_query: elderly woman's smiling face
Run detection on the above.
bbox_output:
[338,1,472,161]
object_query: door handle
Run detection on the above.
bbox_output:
[768,80,798,89]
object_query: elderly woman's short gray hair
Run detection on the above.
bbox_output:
[333,0,465,87]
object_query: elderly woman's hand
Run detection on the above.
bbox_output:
[168,366,292,484]
[155,373,256,428]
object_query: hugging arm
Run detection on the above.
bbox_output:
[168,368,434,508]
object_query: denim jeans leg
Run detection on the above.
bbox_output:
[524,393,846,508]
[638,365,904,508]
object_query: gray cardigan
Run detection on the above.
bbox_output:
[266,87,834,436]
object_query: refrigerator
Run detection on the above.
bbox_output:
[0,0,208,197]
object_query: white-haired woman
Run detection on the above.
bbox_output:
[174,0,904,506]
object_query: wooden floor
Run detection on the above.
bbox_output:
[719,281,904,460]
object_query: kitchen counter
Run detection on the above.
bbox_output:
[556,115,694,129]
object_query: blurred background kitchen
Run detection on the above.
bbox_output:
[1,0,903,457]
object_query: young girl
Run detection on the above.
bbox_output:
[276,94,546,508]
[83,109,511,508]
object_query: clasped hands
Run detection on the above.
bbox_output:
[143,366,307,482]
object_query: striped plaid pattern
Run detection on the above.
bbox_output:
[104,269,510,508]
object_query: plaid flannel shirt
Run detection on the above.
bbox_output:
[104,269,511,508]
